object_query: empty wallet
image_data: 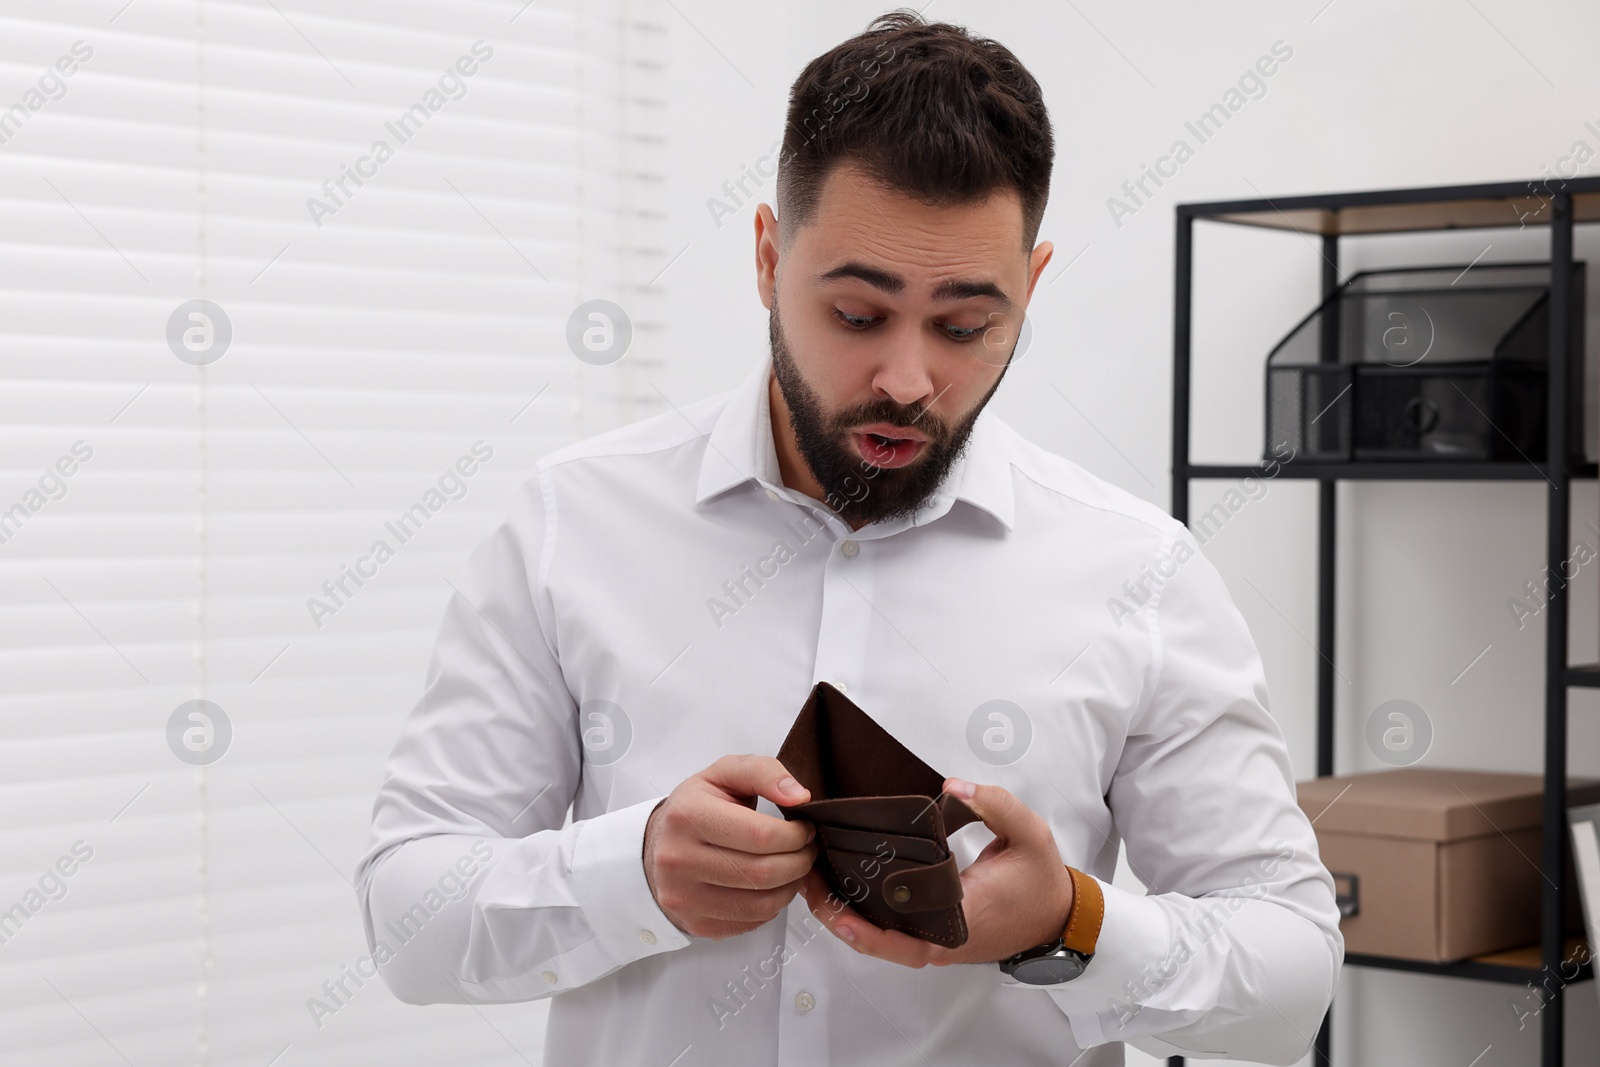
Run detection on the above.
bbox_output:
[775,681,981,948]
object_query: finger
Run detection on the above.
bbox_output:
[663,785,815,855]
[688,879,806,924]
[800,868,843,916]
[703,754,813,809]
[800,870,940,969]
[692,840,818,891]
[689,918,772,940]
[799,868,858,931]
[942,778,1042,845]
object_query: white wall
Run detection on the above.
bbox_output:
[658,1,1600,1063]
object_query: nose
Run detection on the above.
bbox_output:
[869,324,938,410]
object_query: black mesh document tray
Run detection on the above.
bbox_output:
[1264,261,1586,462]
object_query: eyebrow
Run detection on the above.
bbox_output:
[814,261,1013,311]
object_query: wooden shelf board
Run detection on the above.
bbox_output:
[1472,938,1587,969]
[1181,460,1598,482]
[1181,178,1600,236]
[1345,938,1592,985]
[1567,664,1600,687]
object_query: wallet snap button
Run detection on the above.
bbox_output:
[891,885,912,904]
[795,990,815,1013]
[840,539,859,557]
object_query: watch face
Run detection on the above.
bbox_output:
[1013,952,1089,985]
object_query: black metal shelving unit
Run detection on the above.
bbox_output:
[1167,177,1600,1067]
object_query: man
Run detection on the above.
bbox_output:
[354,11,1341,1065]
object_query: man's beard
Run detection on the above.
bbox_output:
[768,292,1009,527]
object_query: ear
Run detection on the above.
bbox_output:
[1023,239,1054,306]
[755,204,781,310]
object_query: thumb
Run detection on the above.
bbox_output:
[943,777,1030,839]
[705,754,813,808]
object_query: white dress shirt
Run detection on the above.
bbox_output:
[354,352,1343,1066]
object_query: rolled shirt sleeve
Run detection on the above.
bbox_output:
[1005,527,1343,1064]
[353,464,691,1006]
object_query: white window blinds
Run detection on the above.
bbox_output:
[0,1,666,1063]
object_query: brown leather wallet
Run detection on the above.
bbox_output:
[775,681,981,948]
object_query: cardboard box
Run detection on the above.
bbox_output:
[1296,768,1600,962]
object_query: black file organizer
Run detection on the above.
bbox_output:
[1170,178,1600,1067]
[1266,262,1586,462]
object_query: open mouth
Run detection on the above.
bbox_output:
[853,431,927,469]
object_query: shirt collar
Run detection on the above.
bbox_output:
[694,354,1015,533]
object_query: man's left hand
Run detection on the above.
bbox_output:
[799,778,1076,968]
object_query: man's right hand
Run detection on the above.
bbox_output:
[642,755,818,940]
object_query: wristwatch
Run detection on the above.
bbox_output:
[997,866,1104,985]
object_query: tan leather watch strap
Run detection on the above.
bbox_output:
[1061,866,1105,956]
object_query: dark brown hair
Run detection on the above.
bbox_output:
[777,9,1054,253]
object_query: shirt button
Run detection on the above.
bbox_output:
[542,970,558,985]
[840,540,859,557]
[766,488,780,500]
[638,928,657,945]
[795,990,816,1013]
[835,681,848,694]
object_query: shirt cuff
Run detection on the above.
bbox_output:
[570,795,694,960]
[998,875,1172,1013]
